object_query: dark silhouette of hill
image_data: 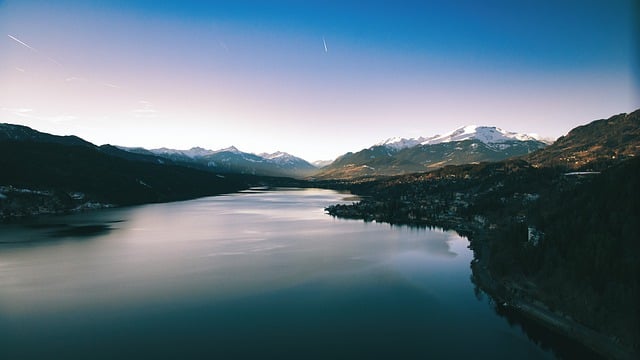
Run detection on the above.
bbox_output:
[0,123,304,218]
[528,109,640,170]
[0,140,250,206]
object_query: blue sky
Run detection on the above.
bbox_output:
[1,0,638,161]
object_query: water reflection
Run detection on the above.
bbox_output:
[471,279,604,360]
[0,188,556,359]
[47,223,113,238]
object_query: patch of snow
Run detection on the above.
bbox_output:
[492,143,513,150]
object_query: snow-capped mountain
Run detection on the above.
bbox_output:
[214,146,243,155]
[123,145,316,178]
[259,151,308,166]
[422,125,540,145]
[377,126,541,151]
[314,125,548,179]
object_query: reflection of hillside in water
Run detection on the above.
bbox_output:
[470,272,603,360]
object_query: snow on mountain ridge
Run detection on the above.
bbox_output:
[258,151,313,167]
[259,151,290,160]
[215,146,243,155]
[375,136,431,150]
[151,146,216,158]
[423,125,540,145]
[378,125,541,150]
[146,144,312,165]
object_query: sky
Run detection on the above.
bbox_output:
[1,0,638,161]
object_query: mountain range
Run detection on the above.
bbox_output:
[375,125,543,149]
[120,146,317,178]
[3,112,638,187]
[313,125,549,179]
[1,108,639,220]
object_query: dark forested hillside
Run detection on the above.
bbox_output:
[0,141,250,206]
[0,124,311,219]
[527,157,640,347]
[528,109,640,171]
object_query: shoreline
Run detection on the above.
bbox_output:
[470,257,637,360]
[445,223,637,360]
[325,203,637,359]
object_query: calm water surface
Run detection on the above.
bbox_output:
[0,188,554,359]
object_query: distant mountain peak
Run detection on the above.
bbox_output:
[150,146,216,158]
[259,151,289,159]
[318,125,548,179]
[375,136,431,150]
[312,159,334,168]
[124,144,316,178]
[423,125,540,145]
[216,146,241,154]
[377,125,541,151]
[258,151,314,168]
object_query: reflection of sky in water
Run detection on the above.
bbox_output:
[0,188,552,359]
[0,189,465,312]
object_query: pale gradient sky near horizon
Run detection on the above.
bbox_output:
[1,0,638,161]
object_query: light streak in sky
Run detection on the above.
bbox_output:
[7,34,63,67]
[7,34,37,52]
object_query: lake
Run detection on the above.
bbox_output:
[0,188,557,359]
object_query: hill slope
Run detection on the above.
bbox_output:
[528,109,640,170]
